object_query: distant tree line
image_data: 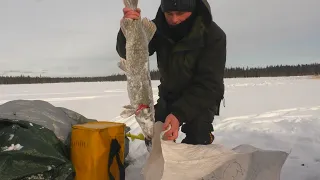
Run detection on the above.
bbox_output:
[224,63,319,78]
[0,63,319,85]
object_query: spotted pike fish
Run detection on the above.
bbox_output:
[118,0,157,151]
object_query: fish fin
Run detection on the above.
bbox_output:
[120,18,132,39]
[123,0,138,9]
[120,109,135,118]
[118,58,127,72]
[123,104,134,109]
[141,18,157,42]
[120,105,135,118]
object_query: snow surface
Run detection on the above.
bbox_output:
[0,76,319,180]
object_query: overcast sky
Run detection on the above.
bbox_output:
[0,0,319,77]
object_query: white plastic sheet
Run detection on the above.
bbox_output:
[142,121,289,180]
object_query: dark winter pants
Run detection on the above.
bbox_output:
[180,119,215,145]
[155,98,215,145]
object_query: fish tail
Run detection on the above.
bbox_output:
[123,0,138,9]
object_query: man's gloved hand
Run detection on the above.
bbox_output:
[163,114,180,141]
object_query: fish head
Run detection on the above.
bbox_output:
[123,0,139,10]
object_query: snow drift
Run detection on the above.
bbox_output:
[142,121,289,180]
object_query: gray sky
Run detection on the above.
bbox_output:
[0,0,319,77]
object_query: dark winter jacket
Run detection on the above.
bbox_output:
[116,0,226,126]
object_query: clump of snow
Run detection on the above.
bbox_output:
[2,144,23,151]
[8,134,14,141]
[25,174,45,180]
[47,165,55,171]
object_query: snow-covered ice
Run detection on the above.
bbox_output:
[0,76,319,180]
[1,143,23,151]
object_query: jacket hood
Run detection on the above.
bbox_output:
[154,0,213,29]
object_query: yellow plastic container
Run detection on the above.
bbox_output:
[70,121,125,180]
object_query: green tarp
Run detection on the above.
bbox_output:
[0,119,74,180]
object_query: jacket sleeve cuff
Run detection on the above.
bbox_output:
[171,109,185,126]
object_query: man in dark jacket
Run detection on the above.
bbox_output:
[116,0,226,145]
